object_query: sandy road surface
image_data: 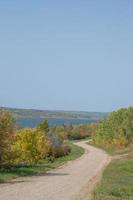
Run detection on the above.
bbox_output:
[0,141,110,200]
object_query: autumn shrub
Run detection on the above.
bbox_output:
[68,125,90,140]
[0,111,16,165]
[13,128,50,165]
[92,107,133,149]
[47,124,92,142]
[63,124,73,138]
[55,126,67,141]
[49,144,71,158]
[47,130,71,158]
[69,127,82,140]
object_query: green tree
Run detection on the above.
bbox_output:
[37,120,49,135]
[92,107,133,149]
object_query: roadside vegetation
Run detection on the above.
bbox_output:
[0,111,90,182]
[2,105,133,200]
[92,107,133,153]
[91,107,133,200]
[0,141,84,182]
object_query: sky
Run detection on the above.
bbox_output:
[0,0,133,112]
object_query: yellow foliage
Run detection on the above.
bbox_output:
[112,128,127,148]
[13,128,50,164]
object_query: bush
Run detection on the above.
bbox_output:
[69,125,89,140]
[13,128,50,165]
[55,126,67,141]
[63,124,73,138]
[49,144,71,158]
[0,111,16,165]
[92,107,133,149]
[48,124,92,141]
[69,127,82,140]
[48,132,71,158]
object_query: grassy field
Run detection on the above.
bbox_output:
[0,142,84,183]
[93,152,133,200]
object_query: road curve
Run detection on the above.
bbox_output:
[0,141,110,200]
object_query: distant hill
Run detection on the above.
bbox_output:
[0,107,108,121]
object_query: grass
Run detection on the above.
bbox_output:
[0,142,84,183]
[92,152,133,200]
[108,145,133,156]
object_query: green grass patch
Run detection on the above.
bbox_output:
[0,142,84,183]
[93,155,133,200]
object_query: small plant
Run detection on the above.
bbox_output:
[47,156,55,163]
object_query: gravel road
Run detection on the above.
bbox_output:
[0,141,110,200]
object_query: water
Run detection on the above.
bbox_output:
[17,117,95,128]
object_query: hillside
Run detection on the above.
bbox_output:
[0,107,108,121]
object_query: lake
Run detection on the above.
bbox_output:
[17,117,96,128]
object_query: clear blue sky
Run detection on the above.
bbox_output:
[0,1,133,112]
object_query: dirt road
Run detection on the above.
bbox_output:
[0,141,110,200]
